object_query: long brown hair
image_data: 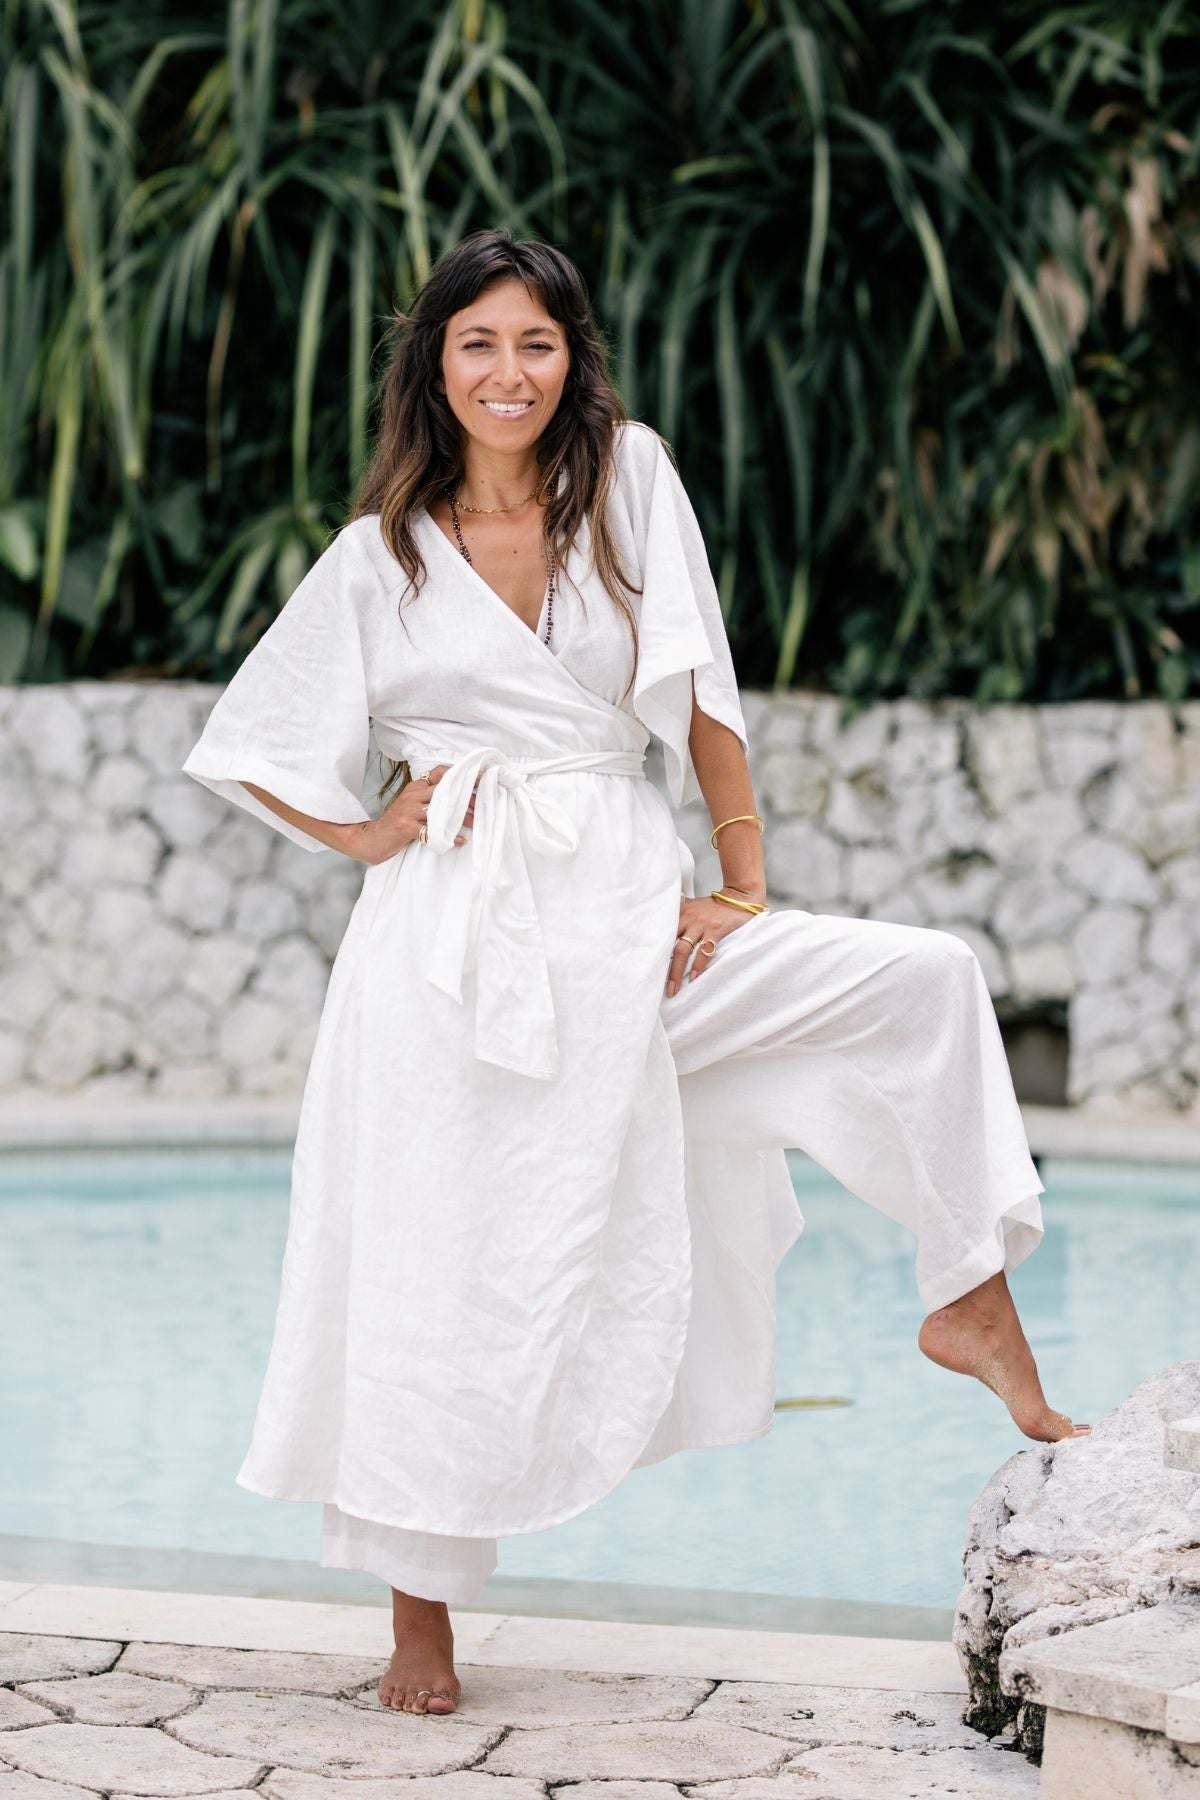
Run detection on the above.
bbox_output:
[349,227,643,803]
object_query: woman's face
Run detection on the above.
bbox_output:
[440,276,569,453]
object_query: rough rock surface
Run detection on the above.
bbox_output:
[954,1359,1200,1755]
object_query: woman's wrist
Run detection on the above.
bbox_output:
[715,874,767,904]
[334,818,387,864]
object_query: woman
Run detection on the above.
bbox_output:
[182,227,1088,1719]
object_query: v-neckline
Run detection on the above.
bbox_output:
[419,504,553,648]
[412,504,640,736]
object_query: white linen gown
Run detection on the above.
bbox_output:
[182,420,1046,1604]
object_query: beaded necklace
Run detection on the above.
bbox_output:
[445,485,555,646]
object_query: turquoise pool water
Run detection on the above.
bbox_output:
[2,1146,1196,1618]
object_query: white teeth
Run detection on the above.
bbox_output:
[482,401,533,413]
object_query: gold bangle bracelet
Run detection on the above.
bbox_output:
[711,890,769,915]
[709,812,764,850]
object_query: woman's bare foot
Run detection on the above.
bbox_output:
[917,1269,1091,1443]
[377,1588,461,1714]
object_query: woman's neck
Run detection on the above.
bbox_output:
[457,445,542,510]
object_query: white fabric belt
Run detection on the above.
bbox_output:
[415,746,647,1081]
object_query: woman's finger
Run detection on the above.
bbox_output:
[688,935,719,982]
[665,930,701,997]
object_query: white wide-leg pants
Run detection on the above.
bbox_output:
[318,908,1043,1603]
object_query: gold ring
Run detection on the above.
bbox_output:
[677,935,698,949]
[697,936,718,956]
[418,823,429,845]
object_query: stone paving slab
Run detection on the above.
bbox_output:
[0,1690,55,1729]
[166,1690,503,1777]
[692,1679,986,1750]
[694,1744,1040,1795]
[118,1641,384,1695]
[0,1772,98,1800]
[17,1671,196,1725]
[351,1665,714,1727]
[0,1720,263,1794]
[0,1623,1031,1798]
[0,1635,120,1684]
[261,1778,547,1800]
[481,1720,794,1783]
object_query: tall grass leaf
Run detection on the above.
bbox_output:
[293,208,337,514]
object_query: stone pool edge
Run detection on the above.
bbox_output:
[3,1093,1200,1166]
[0,1579,967,1691]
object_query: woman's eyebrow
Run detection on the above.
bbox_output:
[453,324,558,336]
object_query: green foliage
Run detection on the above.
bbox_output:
[2,0,1198,699]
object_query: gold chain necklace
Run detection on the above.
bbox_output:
[451,484,540,515]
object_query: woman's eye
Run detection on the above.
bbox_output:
[463,340,556,351]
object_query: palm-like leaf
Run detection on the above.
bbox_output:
[1,0,1195,699]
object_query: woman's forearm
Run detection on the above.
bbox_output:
[687,690,766,900]
[239,780,372,859]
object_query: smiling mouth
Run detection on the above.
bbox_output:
[480,400,536,414]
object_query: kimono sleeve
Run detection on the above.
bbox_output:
[620,423,750,808]
[181,528,375,853]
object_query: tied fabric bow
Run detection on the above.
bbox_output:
[421,747,582,1080]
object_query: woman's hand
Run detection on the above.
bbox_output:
[664,886,764,997]
[350,765,476,866]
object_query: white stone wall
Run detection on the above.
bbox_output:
[2,682,1197,1114]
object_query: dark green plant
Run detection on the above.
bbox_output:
[2,0,1198,701]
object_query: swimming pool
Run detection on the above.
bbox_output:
[3,1145,1196,1630]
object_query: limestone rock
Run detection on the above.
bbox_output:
[158,851,233,933]
[88,752,151,813]
[1041,728,1117,791]
[767,820,842,906]
[27,999,134,1088]
[216,994,292,1070]
[913,854,1000,925]
[757,749,829,819]
[251,934,331,1011]
[83,885,157,952]
[1059,831,1158,906]
[953,1361,1200,1753]
[8,687,90,783]
[230,879,303,940]
[826,705,891,774]
[143,775,222,851]
[61,818,161,890]
[1069,905,1143,984]
[844,845,906,907]
[1009,940,1076,1001]
[965,707,1043,813]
